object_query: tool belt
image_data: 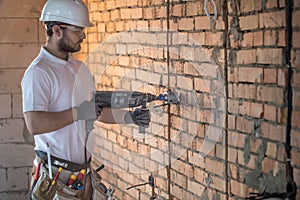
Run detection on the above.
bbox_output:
[35,150,90,172]
[31,163,84,200]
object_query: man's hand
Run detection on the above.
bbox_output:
[125,107,151,127]
[75,100,103,121]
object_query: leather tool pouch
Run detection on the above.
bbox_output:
[91,169,108,200]
[31,165,82,200]
[31,170,58,200]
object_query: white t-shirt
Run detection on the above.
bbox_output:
[22,47,95,164]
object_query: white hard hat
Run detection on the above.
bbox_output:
[40,0,94,27]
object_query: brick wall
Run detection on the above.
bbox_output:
[84,0,300,199]
[0,0,46,199]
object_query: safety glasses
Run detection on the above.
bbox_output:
[58,24,85,35]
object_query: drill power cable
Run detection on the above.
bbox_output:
[204,0,218,20]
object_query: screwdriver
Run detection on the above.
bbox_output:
[31,162,41,190]
[52,167,63,185]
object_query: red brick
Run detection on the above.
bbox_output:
[205,158,225,177]
[171,170,187,188]
[126,0,138,7]
[215,16,225,30]
[277,68,287,86]
[257,48,283,65]
[171,184,183,198]
[292,110,300,128]
[229,164,238,179]
[106,0,116,10]
[259,10,286,28]
[264,104,277,121]
[230,180,249,197]
[188,150,205,168]
[228,115,237,130]
[239,67,263,83]
[236,50,256,64]
[177,75,193,90]
[228,131,245,148]
[89,2,99,12]
[240,84,258,100]
[143,7,154,19]
[154,6,166,18]
[110,9,120,21]
[293,10,300,27]
[187,179,205,195]
[131,8,143,19]
[98,2,106,11]
[127,139,138,152]
[211,175,226,192]
[241,32,253,47]
[189,32,205,46]
[250,102,263,118]
[264,30,277,46]
[293,71,300,86]
[293,90,300,109]
[266,142,277,158]
[263,68,277,84]
[171,4,183,17]
[102,11,110,21]
[172,160,193,178]
[228,147,238,163]
[293,31,300,48]
[120,8,131,19]
[265,0,279,9]
[195,16,211,30]
[239,0,262,12]
[106,22,115,32]
[239,101,250,116]
[261,122,286,142]
[257,86,284,104]
[194,77,210,93]
[292,49,300,68]
[278,107,287,124]
[239,15,259,30]
[291,149,300,168]
[253,31,263,46]
[179,18,194,31]
[250,138,262,153]
[291,129,300,149]
[262,157,276,173]
[277,29,286,46]
[116,21,125,32]
[186,2,200,16]
[236,116,254,133]
[205,32,223,46]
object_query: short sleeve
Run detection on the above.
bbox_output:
[21,67,51,113]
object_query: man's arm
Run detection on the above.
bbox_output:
[24,108,77,135]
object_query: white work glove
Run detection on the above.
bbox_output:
[75,100,102,121]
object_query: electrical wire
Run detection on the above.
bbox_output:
[204,0,218,20]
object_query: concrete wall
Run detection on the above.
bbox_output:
[0,0,46,199]
[84,0,300,199]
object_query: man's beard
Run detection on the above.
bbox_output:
[57,34,81,53]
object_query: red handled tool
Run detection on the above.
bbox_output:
[31,162,41,190]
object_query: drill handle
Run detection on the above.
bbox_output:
[139,102,147,133]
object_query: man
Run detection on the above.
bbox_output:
[21,0,150,199]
